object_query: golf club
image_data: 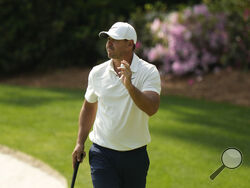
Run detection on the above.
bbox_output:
[71,153,84,188]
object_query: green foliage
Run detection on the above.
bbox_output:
[0,85,250,187]
[0,0,131,75]
[205,0,250,70]
[131,2,167,67]
[0,0,203,76]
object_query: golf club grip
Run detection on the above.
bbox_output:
[71,154,83,188]
[71,161,80,188]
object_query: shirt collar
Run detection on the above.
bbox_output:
[108,59,115,73]
[130,53,139,73]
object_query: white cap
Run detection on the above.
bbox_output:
[99,22,137,44]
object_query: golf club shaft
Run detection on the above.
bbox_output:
[71,161,80,188]
[71,154,83,188]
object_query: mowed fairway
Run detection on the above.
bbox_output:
[0,84,249,188]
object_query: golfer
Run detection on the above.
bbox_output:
[72,22,161,188]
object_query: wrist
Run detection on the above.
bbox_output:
[126,82,134,92]
[76,142,84,148]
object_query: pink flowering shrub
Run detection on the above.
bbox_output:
[207,0,250,71]
[143,4,229,75]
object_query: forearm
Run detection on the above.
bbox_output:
[76,100,97,146]
[127,84,160,116]
[118,60,160,116]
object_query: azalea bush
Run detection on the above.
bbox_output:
[132,2,249,76]
[207,0,250,71]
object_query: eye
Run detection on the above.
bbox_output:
[107,37,114,43]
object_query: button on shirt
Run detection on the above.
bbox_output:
[85,53,161,151]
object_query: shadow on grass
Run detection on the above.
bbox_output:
[1,85,249,167]
[0,84,84,107]
[151,95,250,166]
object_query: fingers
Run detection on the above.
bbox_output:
[118,60,131,77]
[72,152,83,169]
[77,152,82,162]
[121,60,129,68]
[72,151,77,169]
[77,151,86,163]
[72,146,85,169]
[117,60,133,89]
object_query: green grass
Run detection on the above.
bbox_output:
[0,84,249,188]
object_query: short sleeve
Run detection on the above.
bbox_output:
[85,69,98,103]
[141,66,161,94]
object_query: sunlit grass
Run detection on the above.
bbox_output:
[0,85,249,187]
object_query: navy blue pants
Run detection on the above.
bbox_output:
[89,143,150,188]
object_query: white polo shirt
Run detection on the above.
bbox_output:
[85,53,161,151]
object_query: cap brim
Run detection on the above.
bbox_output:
[98,31,109,38]
[98,31,124,40]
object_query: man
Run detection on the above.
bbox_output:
[72,22,161,188]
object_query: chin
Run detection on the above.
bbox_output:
[108,52,116,59]
[107,53,112,59]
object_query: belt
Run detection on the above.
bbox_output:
[93,143,147,153]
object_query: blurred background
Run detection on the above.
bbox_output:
[0,0,248,76]
[1,0,249,106]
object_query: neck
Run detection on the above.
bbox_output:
[112,53,133,68]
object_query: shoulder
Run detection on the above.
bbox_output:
[136,56,159,75]
[135,56,161,94]
[89,60,110,78]
[140,59,157,70]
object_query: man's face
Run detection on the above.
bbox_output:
[106,37,131,59]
